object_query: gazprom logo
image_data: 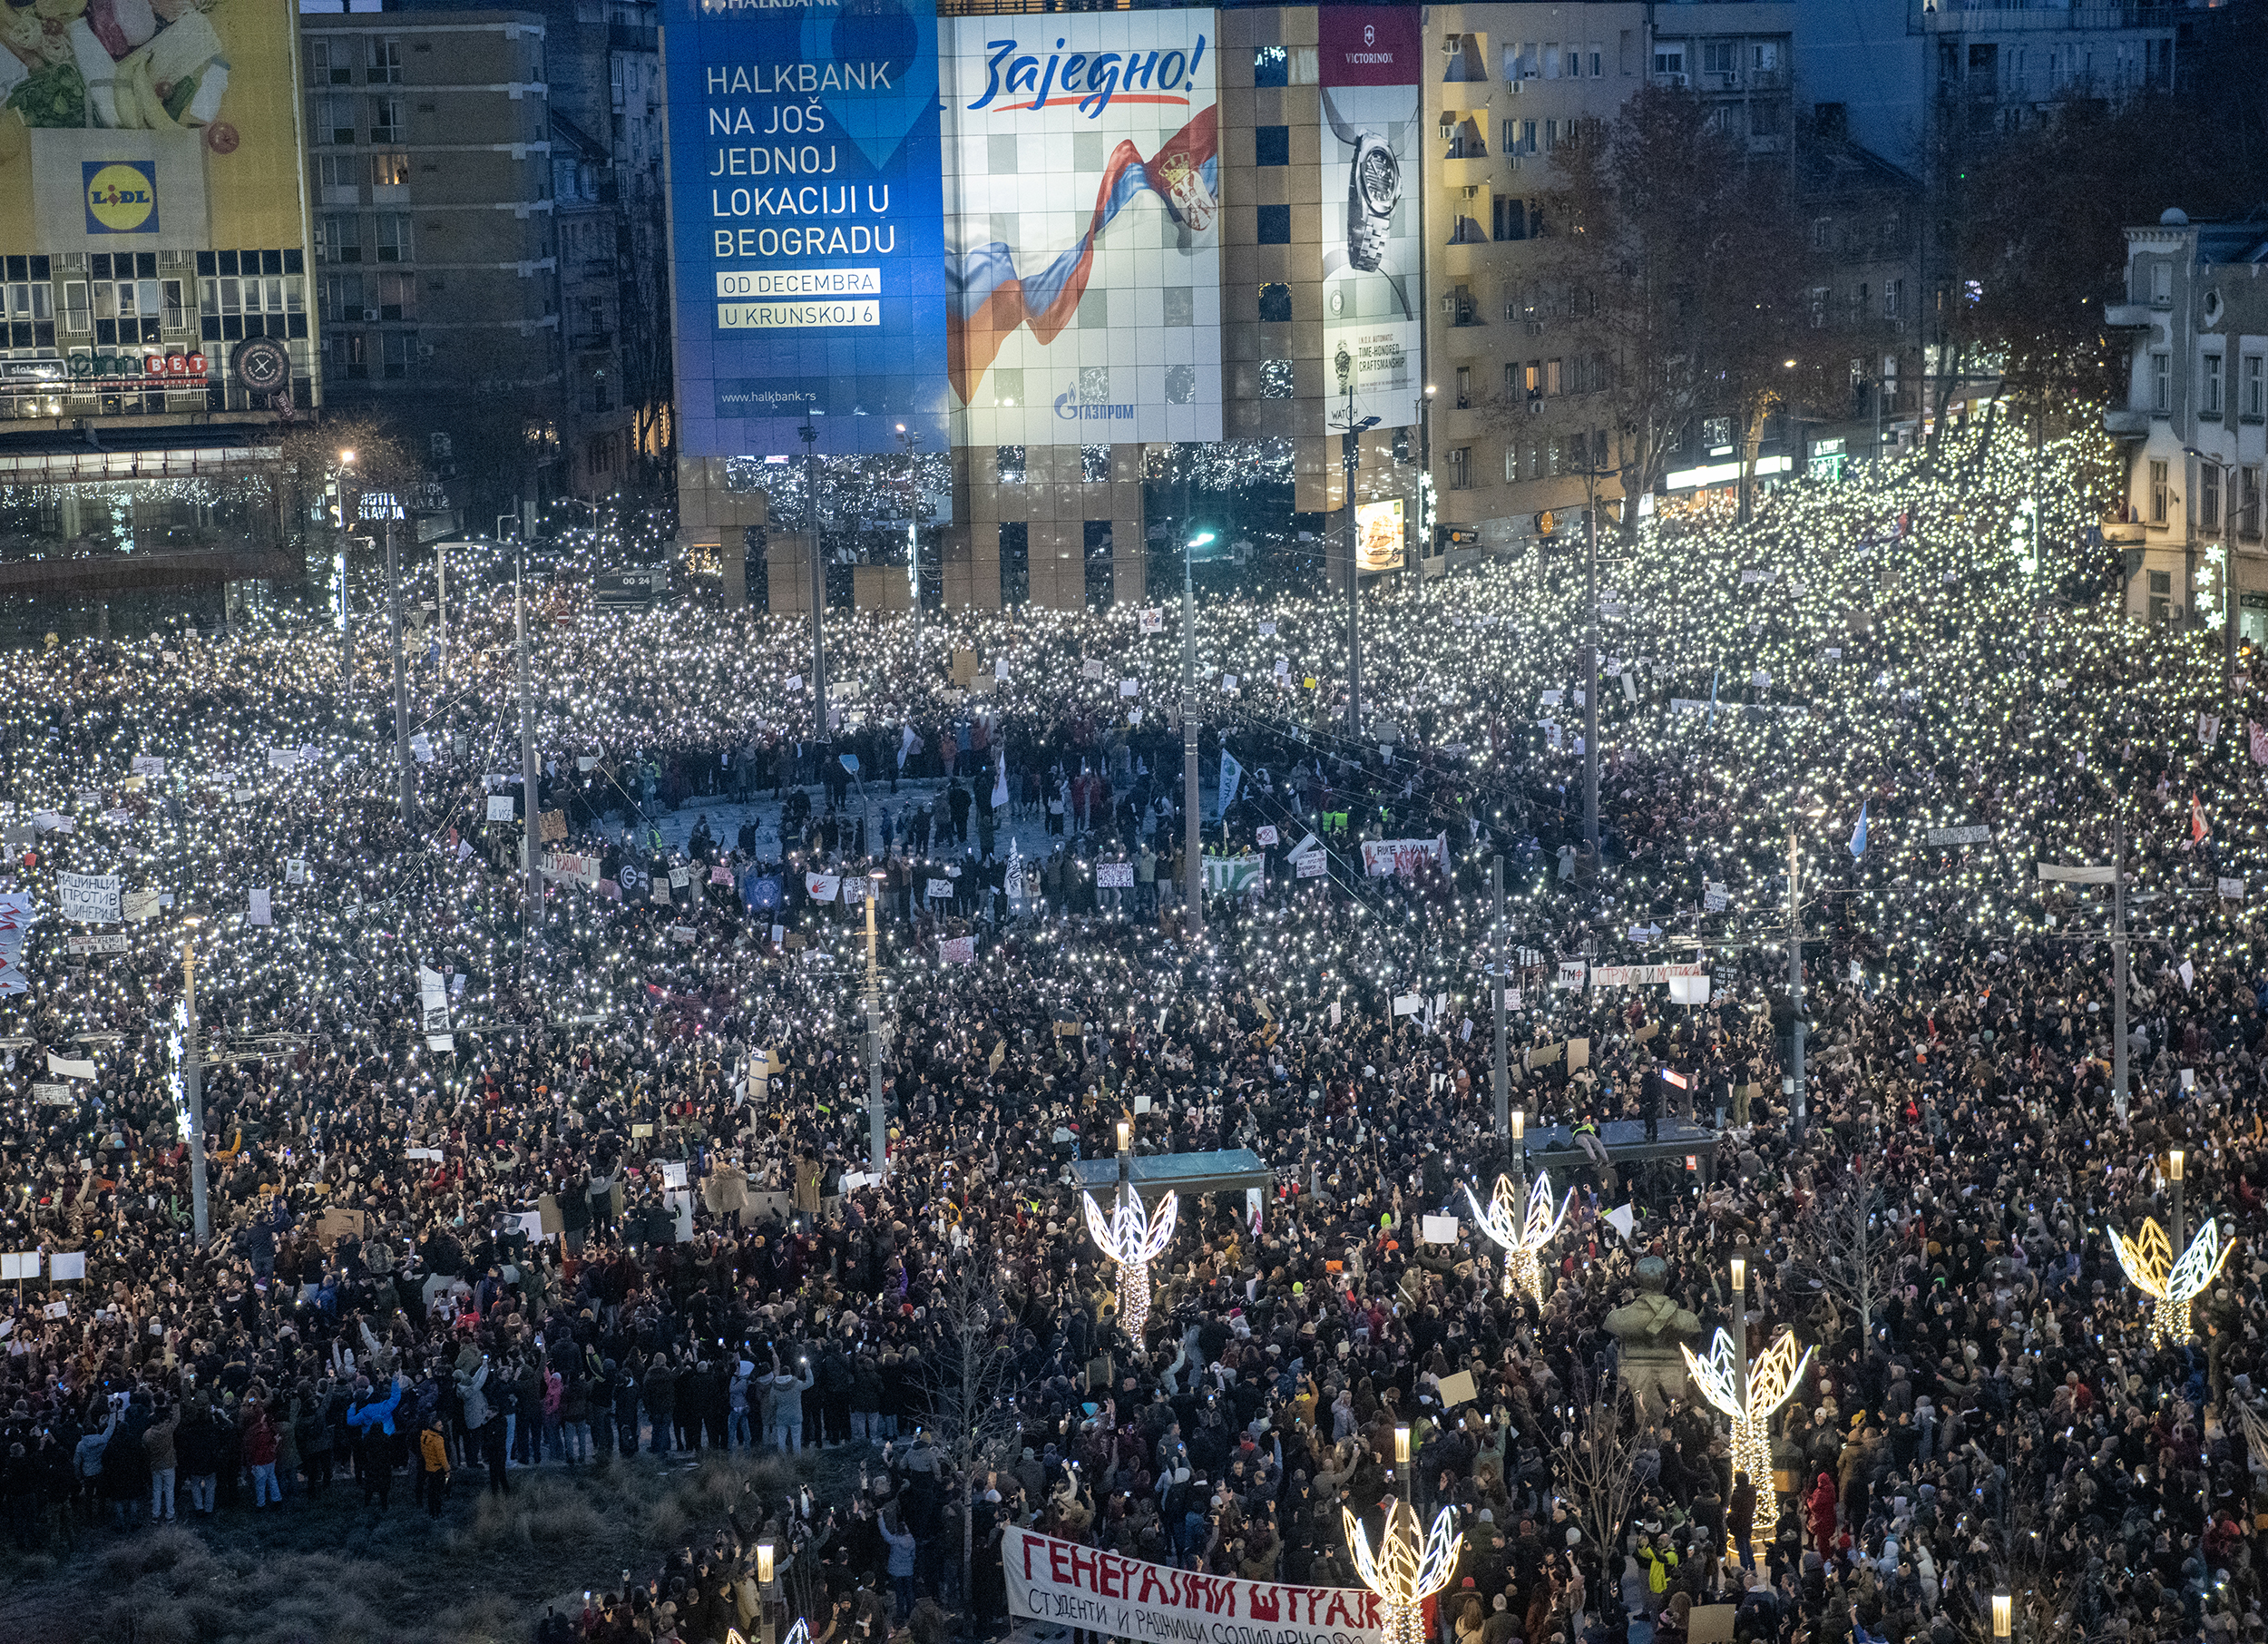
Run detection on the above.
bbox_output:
[1054,386,1133,422]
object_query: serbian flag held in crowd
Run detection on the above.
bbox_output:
[947,105,1219,405]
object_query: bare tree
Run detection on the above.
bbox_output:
[1555,1369,1647,1563]
[918,1256,1030,1621]
[1792,1179,1897,1343]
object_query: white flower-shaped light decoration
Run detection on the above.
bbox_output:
[1081,1185,1178,1336]
[1463,1171,1571,1305]
[2110,1216,2232,1347]
[1681,1326,1812,1557]
[1344,1502,1461,1644]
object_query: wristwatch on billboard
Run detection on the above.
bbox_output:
[1323,89,1413,322]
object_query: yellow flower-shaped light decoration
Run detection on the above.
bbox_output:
[2110,1216,2231,1347]
[1344,1502,1461,1644]
[1081,1185,1178,1336]
[1463,1171,1572,1305]
[1681,1326,1812,1557]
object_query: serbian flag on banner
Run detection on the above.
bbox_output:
[2193,794,2212,844]
[947,106,1219,406]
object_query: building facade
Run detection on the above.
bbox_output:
[2104,210,2268,648]
[0,0,318,603]
[300,0,665,524]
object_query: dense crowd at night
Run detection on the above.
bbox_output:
[2,427,2267,1644]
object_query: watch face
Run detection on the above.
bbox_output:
[1357,147,1399,214]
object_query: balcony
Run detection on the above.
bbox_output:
[2104,406,2150,435]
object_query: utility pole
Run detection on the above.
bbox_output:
[1491,854,1508,1137]
[435,540,446,683]
[801,410,827,740]
[1730,1249,1750,1416]
[1788,827,1806,1139]
[181,933,209,1248]
[386,512,415,831]
[1182,532,1207,936]
[2113,817,2130,1122]
[898,424,923,678]
[864,874,888,1177]
[1583,503,1600,855]
[335,452,357,717]
[516,544,541,914]
[1335,347,1364,737]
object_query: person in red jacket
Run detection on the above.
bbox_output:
[243,1405,283,1510]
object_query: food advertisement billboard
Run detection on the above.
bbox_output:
[661,0,949,459]
[943,11,1220,446]
[1319,10,1419,435]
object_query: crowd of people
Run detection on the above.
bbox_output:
[2,426,2267,1644]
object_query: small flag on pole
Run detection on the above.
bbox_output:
[1848,799,1868,859]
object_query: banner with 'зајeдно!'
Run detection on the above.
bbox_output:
[1002,1529,1383,1644]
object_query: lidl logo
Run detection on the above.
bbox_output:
[83,161,158,235]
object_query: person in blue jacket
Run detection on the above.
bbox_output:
[347,1371,405,1512]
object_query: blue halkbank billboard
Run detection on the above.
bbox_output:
[662,0,949,458]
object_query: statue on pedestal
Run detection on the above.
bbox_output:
[1604,1256,1701,1414]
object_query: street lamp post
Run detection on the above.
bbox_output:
[897,423,924,676]
[385,508,415,831]
[800,409,826,741]
[1333,348,1380,736]
[864,871,888,1177]
[1182,531,1211,936]
[334,449,357,713]
[181,927,209,1248]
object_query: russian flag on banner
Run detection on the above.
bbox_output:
[948,106,1219,405]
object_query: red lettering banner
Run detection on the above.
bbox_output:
[1002,1527,1383,1644]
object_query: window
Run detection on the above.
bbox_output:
[1543,44,1560,79]
[318,154,358,204]
[1544,119,1559,150]
[1080,444,1110,484]
[318,213,360,263]
[2149,458,2168,524]
[312,93,355,144]
[1084,520,1114,611]
[1704,416,1733,454]
[377,270,415,321]
[1751,100,1785,138]
[1654,48,1685,77]
[996,445,1025,484]
[320,273,363,325]
[370,152,410,189]
[1256,204,1291,245]
[1260,359,1295,398]
[1545,357,1562,396]
[1504,446,1520,484]
[2246,355,2264,421]
[1255,125,1290,166]
[2244,466,2263,537]
[998,522,1029,607]
[1493,196,1527,241]
[1883,279,1903,322]
[1546,439,1561,477]
[328,329,370,380]
[1809,216,1832,252]
[382,330,415,380]
[1,272,53,349]
[1455,366,1471,409]
[2150,260,2172,306]
[367,37,403,83]
[309,38,353,84]
[1520,119,1536,153]
[375,214,411,263]
[1448,446,1471,490]
[1589,44,1602,77]
[1257,282,1291,323]
[2152,352,2172,414]
[2204,462,2222,533]
[2149,569,2173,625]
[369,97,403,143]
[2204,353,2224,418]
[1754,42,1780,72]
[1254,46,1288,88]
[1704,41,1737,76]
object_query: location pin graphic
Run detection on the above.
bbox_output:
[801,0,936,173]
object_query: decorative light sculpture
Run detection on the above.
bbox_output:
[2109,1213,2229,1348]
[1082,1119,1177,1336]
[1681,1326,1812,1557]
[1343,1501,1461,1644]
[1464,1169,1571,1304]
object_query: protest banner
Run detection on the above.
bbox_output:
[1360,836,1448,877]
[1002,1527,1382,1644]
[1096,863,1135,889]
[56,872,120,925]
[939,935,976,964]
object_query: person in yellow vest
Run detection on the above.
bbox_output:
[416,1411,450,1519]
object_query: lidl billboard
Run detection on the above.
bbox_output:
[662,0,949,458]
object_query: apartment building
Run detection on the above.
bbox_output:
[2104,210,2268,646]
